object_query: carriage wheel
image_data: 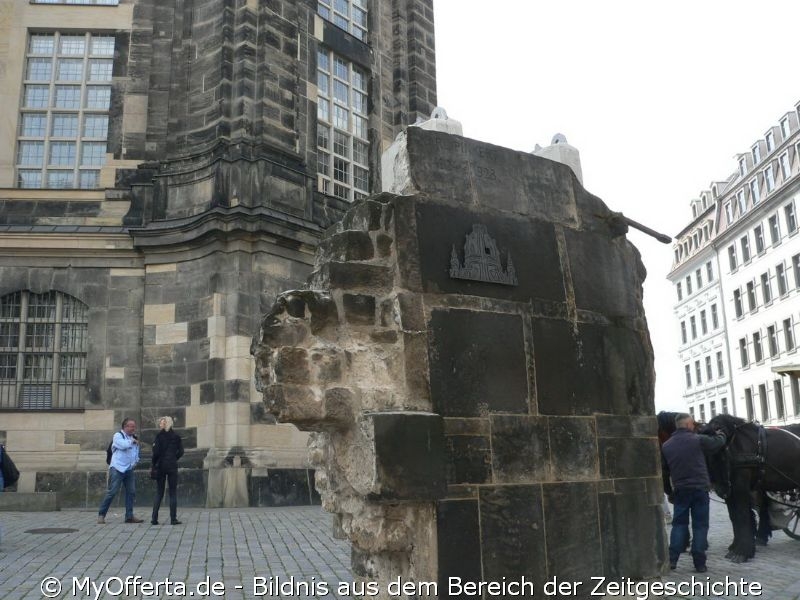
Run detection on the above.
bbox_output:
[784,509,800,540]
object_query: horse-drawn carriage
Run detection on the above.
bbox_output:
[658,412,800,561]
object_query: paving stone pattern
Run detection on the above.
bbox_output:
[1,500,799,599]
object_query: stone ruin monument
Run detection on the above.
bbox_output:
[251,126,665,598]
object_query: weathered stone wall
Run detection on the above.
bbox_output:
[253,127,665,597]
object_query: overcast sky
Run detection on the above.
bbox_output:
[433,0,800,412]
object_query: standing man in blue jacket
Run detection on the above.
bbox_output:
[97,418,143,524]
[662,412,726,572]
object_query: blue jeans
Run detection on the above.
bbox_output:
[669,488,710,568]
[98,467,136,519]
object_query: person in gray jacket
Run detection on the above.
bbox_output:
[662,412,726,573]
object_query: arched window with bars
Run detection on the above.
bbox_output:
[0,290,88,410]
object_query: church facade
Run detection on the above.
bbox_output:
[0,0,436,507]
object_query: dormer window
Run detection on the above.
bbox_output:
[752,144,761,164]
[781,117,791,140]
[710,187,717,201]
[725,201,733,224]
[764,165,775,193]
[692,204,698,218]
[737,190,746,215]
[738,157,747,177]
[766,131,775,153]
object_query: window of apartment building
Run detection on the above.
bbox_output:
[759,383,769,420]
[735,190,746,216]
[768,325,779,358]
[776,263,788,296]
[695,360,702,385]
[785,318,796,352]
[745,387,754,420]
[785,202,797,234]
[684,364,691,389]
[754,226,765,254]
[733,289,743,318]
[764,165,776,193]
[711,303,719,329]
[792,376,800,416]
[706,261,713,282]
[794,254,800,290]
[740,337,749,368]
[749,178,761,204]
[705,356,712,381]
[676,281,682,301]
[761,272,772,304]
[699,404,706,423]
[710,400,717,418]
[752,144,761,164]
[725,201,733,223]
[768,214,781,245]
[690,316,697,340]
[684,276,692,296]
[741,235,751,262]
[774,380,785,420]
[680,321,687,344]
[317,0,367,41]
[716,351,724,378]
[17,33,113,189]
[746,281,757,311]
[728,245,737,271]
[317,49,369,201]
[781,117,791,139]
[766,131,775,153]
[753,331,763,362]
[738,157,747,177]
[0,291,87,410]
[780,152,792,181]
[721,397,728,414]
[700,309,707,335]
[695,268,702,289]
[689,406,695,420]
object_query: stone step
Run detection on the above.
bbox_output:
[0,492,60,511]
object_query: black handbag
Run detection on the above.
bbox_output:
[1,446,20,486]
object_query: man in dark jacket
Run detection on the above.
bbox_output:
[662,412,726,572]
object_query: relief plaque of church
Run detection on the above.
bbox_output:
[449,225,517,286]
[253,125,665,600]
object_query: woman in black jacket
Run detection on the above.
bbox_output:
[151,416,184,525]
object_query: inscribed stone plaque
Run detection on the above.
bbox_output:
[429,309,528,417]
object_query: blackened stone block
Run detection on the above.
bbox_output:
[64,430,110,450]
[36,472,87,508]
[445,435,491,485]
[249,469,312,506]
[542,482,602,589]
[599,492,667,578]
[88,471,109,506]
[251,402,278,424]
[274,347,310,384]
[429,309,528,417]
[326,230,375,261]
[368,412,446,500]
[188,319,208,340]
[548,417,598,481]
[342,199,383,231]
[490,415,550,483]
[443,418,490,436]
[437,499,481,598]
[402,128,579,226]
[413,202,565,303]
[187,361,208,384]
[342,293,375,325]
[565,228,643,318]
[598,438,659,479]
[397,292,425,331]
[534,319,653,416]
[317,262,391,291]
[479,485,546,586]
[200,381,224,404]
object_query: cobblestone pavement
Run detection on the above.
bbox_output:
[0,497,798,599]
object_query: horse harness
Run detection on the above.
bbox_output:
[726,423,768,490]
